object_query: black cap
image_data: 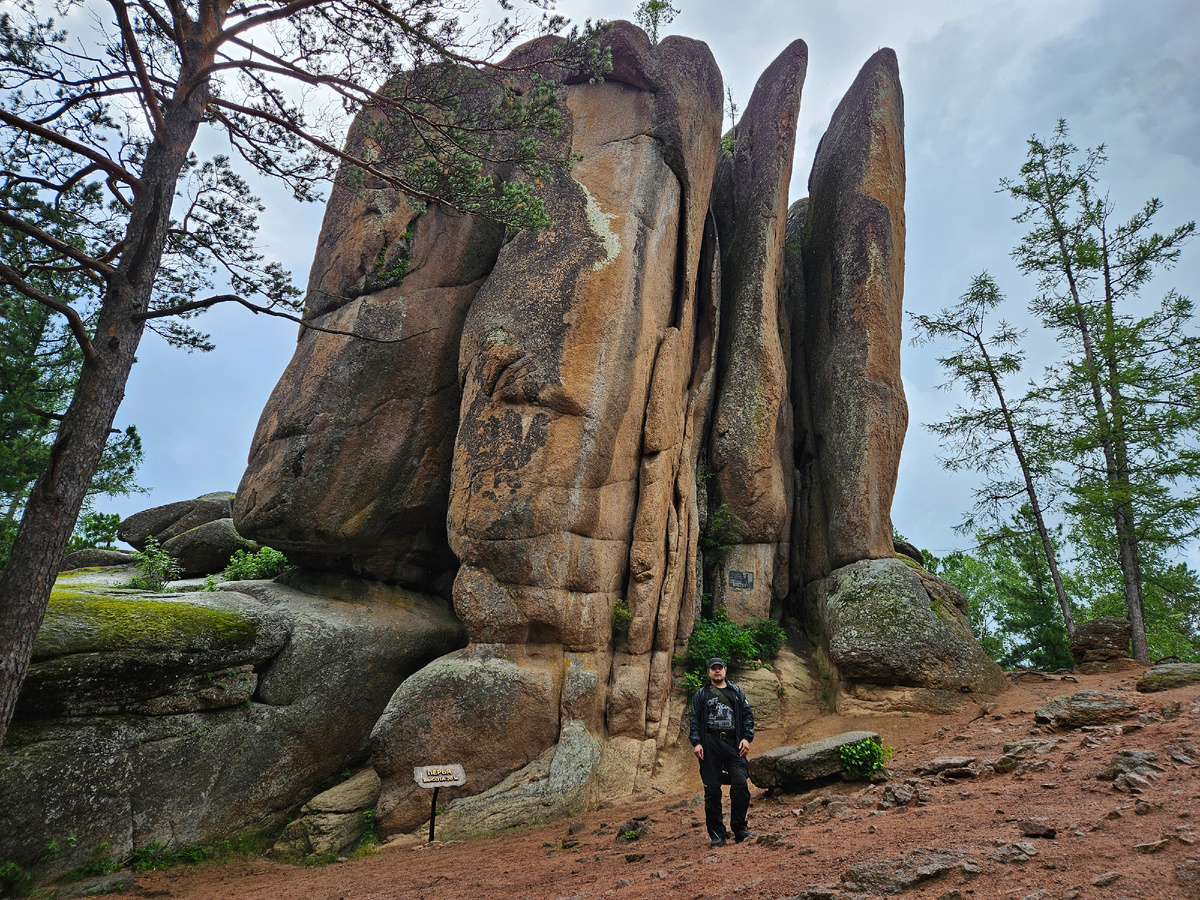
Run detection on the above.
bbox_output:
[707,657,726,669]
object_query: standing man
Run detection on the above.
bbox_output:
[689,657,755,847]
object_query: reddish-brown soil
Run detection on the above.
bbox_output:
[124,668,1200,900]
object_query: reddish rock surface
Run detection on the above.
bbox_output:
[800,48,908,575]
[709,40,808,623]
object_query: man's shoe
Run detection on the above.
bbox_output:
[733,829,755,843]
[708,830,726,847]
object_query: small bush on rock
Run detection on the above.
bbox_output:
[839,737,893,779]
[125,536,182,591]
[224,547,290,581]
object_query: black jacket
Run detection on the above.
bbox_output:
[689,680,755,747]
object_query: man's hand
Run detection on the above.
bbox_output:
[738,739,750,757]
[693,743,704,760]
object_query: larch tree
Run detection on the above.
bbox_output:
[1006,122,1198,663]
[911,272,1077,638]
[0,0,606,748]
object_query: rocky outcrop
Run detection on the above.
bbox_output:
[810,558,1004,712]
[797,49,908,576]
[1071,616,1135,674]
[117,491,233,551]
[708,40,807,623]
[215,22,1000,840]
[0,574,462,880]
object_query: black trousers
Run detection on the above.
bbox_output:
[698,734,749,837]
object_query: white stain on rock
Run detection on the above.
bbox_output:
[579,182,621,271]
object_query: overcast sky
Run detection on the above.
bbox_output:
[104,0,1200,566]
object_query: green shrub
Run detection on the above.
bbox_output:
[124,536,182,591]
[838,737,893,779]
[612,597,632,632]
[223,547,290,581]
[699,503,741,560]
[0,861,32,897]
[676,613,787,696]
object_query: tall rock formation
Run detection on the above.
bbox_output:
[226,25,1003,837]
[792,51,1001,712]
[798,48,908,576]
[234,115,506,595]
[708,40,807,623]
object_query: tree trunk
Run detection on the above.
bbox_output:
[980,339,1075,637]
[0,77,209,748]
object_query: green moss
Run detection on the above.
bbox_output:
[36,589,257,657]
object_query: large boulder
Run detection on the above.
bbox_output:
[748,730,880,791]
[370,645,565,834]
[162,518,259,576]
[708,40,808,623]
[0,574,463,880]
[233,72,509,594]
[810,558,1005,710]
[117,492,233,551]
[799,49,908,575]
[1138,663,1200,693]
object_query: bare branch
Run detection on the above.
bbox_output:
[110,0,168,133]
[0,109,139,190]
[131,292,435,344]
[0,209,117,278]
[0,262,98,366]
[23,402,121,434]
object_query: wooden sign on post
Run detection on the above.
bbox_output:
[414,764,466,842]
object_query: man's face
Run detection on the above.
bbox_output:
[708,664,726,681]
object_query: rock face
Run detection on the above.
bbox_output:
[233,100,507,594]
[217,22,1001,838]
[796,49,908,578]
[0,574,462,879]
[708,40,807,622]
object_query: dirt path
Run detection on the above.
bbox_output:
[122,668,1200,900]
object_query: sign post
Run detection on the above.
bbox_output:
[413,764,466,843]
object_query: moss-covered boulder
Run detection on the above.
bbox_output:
[809,558,1004,711]
[1137,663,1200,693]
[0,574,464,881]
[18,587,290,718]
